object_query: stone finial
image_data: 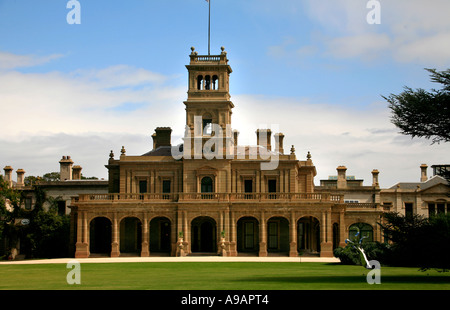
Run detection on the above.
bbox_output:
[109,150,114,159]
[121,146,126,156]
[290,145,295,155]
[307,151,311,160]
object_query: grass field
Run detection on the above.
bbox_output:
[1,262,449,290]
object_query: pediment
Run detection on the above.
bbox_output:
[421,183,450,194]
[196,165,218,176]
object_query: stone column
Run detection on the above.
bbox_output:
[229,211,237,256]
[111,213,120,257]
[289,212,297,257]
[259,212,267,257]
[320,211,333,257]
[75,211,89,258]
[339,211,346,247]
[141,213,149,257]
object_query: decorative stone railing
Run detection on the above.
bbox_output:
[74,192,344,203]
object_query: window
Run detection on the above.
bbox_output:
[25,197,32,210]
[57,201,66,216]
[268,222,278,250]
[139,180,147,200]
[428,203,435,217]
[162,180,171,200]
[197,75,203,90]
[205,75,211,90]
[212,75,218,90]
[405,203,413,218]
[349,223,373,242]
[203,118,212,135]
[201,177,214,199]
[244,179,253,199]
[244,222,254,249]
[139,180,147,194]
[437,203,445,214]
[268,179,277,199]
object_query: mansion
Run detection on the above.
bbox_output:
[2,47,449,259]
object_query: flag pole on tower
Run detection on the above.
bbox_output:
[207,0,211,55]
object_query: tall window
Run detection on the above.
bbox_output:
[201,177,214,199]
[268,179,277,199]
[405,203,413,218]
[203,118,212,135]
[212,75,219,90]
[197,75,203,90]
[162,180,171,200]
[244,179,253,199]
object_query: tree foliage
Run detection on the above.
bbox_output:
[384,68,450,144]
[379,212,450,271]
[1,179,70,259]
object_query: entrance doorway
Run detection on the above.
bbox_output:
[191,217,217,253]
[150,217,171,254]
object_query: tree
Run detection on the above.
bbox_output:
[383,68,450,144]
[379,212,450,271]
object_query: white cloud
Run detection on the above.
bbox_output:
[232,94,450,187]
[0,52,63,70]
[278,0,450,66]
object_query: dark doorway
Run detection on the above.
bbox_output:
[120,217,142,255]
[191,217,217,253]
[90,217,112,255]
[150,217,171,253]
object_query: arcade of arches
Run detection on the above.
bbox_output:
[75,209,380,258]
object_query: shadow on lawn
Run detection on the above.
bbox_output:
[235,275,450,285]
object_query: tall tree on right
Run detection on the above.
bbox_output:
[383,68,450,144]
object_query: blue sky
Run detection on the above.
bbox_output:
[1,0,449,186]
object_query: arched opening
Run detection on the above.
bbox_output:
[191,216,217,253]
[237,217,259,255]
[120,217,142,255]
[297,216,320,255]
[267,217,289,255]
[212,75,219,90]
[89,217,112,256]
[205,75,211,90]
[197,75,203,90]
[150,217,171,255]
[349,223,373,243]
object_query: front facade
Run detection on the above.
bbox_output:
[69,47,392,259]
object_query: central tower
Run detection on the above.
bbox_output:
[183,46,234,157]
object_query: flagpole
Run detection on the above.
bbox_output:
[208,0,211,55]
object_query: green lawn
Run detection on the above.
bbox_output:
[0,262,449,290]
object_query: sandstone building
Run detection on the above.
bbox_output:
[3,47,449,259]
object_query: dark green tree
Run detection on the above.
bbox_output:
[383,68,450,144]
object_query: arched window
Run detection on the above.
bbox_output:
[201,176,213,193]
[197,75,203,90]
[205,75,211,90]
[212,75,219,90]
[349,223,373,243]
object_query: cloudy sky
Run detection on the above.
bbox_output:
[0,0,449,187]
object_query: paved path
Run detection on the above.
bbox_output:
[0,256,340,265]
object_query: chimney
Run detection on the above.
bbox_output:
[274,133,285,154]
[337,166,347,189]
[420,164,428,182]
[153,127,172,149]
[256,129,272,151]
[371,169,379,187]
[16,169,25,187]
[3,166,13,187]
[72,165,82,180]
[59,156,74,181]
[233,130,239,147]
